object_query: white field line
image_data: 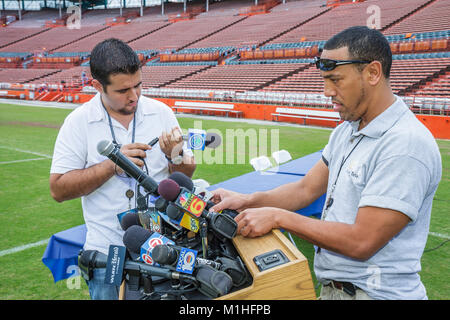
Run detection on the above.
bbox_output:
[0,239,50,257]
[0,145,52,159]
[0,157,49,165]
[429,232,450,240]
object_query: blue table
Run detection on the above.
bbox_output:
[42,151,325,282]
[209,150,325,217]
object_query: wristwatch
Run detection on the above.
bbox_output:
[166,150,184,165]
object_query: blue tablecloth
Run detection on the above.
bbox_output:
[42,151,325,282]
[42,224,87,282]
[209,150,325,217]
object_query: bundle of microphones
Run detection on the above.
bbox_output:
[78,138,251,300]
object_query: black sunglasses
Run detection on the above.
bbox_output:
[314,57,371,71]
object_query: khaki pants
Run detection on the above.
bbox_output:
[319,284,373,300]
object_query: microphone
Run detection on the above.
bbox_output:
[169,172,237,218]
[122,225,152,254]
[158,178,238,239]
[122,225,174,265]
[166,202,200,233]
[148,131,221,149]
[196,265,233,298]
[152,244,222,274]
[169,171,194,191]
[120,212,141,231]
[97,140,159,195]
[154,197,169,213]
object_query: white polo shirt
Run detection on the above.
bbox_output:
[314,97,442,299]
[51,93,192,254]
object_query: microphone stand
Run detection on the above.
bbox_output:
[199,217,208,259]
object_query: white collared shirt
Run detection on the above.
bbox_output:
[51,93,192,254]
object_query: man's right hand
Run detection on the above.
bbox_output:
[209,188,250,213]
[114,142,151,175]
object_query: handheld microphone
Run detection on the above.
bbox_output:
[158,179,238,239]
[152,244,222,274]
[97,140,159,195]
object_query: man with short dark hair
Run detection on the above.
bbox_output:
[210,26,442,300]
[49,38,196,299]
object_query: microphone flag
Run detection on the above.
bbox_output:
[176,247,198,275]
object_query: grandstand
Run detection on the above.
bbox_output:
[0,0,449,137]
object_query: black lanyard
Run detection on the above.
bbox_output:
[324,135,365,211]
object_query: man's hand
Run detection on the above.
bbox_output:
[235,207,282,237]
[114,142,150,175]
[159,127,183,160]
[209,188,250,213]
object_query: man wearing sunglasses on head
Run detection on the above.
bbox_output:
[210,26,441,300]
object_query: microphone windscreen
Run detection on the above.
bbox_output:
[169,172,194,191]
[120,212,141,231]
[196,265,233,298]
[122,225,152,254]
[154,197,168,213]
[97,140,115,156]
[152,245,178,265]
[158,179,180,202]
[166,203,183,220]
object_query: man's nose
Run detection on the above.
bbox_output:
[323,82,336,97]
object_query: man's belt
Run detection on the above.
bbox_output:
[325,280,358,296]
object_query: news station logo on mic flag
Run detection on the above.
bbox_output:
[140,233,174,266]
[177,191,206,218]
[176,247,198,275]
[187,129,206,150]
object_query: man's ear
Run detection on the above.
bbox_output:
[365,61,383,86]
[91,79,104,93]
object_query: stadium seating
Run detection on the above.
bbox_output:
[384,0,450,35]
[269,0,431,43]
[0,68,59,84]
[0,0,448,112]
[165,63,308,91]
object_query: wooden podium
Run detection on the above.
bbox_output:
[217,229,316,300]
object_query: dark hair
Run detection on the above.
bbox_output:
[90,38,141,90]
[324,26,392,79]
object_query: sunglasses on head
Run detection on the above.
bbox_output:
[314,57,371,71]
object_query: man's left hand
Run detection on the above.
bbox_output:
[159,127,183,159]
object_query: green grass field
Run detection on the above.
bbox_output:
[0,102,448,300]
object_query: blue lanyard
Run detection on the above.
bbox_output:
[101,100,136,146]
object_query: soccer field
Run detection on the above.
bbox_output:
[0,102,448,300]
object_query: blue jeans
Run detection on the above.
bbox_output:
[86,268,120,300]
